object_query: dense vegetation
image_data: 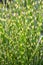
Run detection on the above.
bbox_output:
[0,0,43,65]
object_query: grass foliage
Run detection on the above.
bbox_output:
[0,0,43,65]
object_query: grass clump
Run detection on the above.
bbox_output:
[0,0,43,65]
